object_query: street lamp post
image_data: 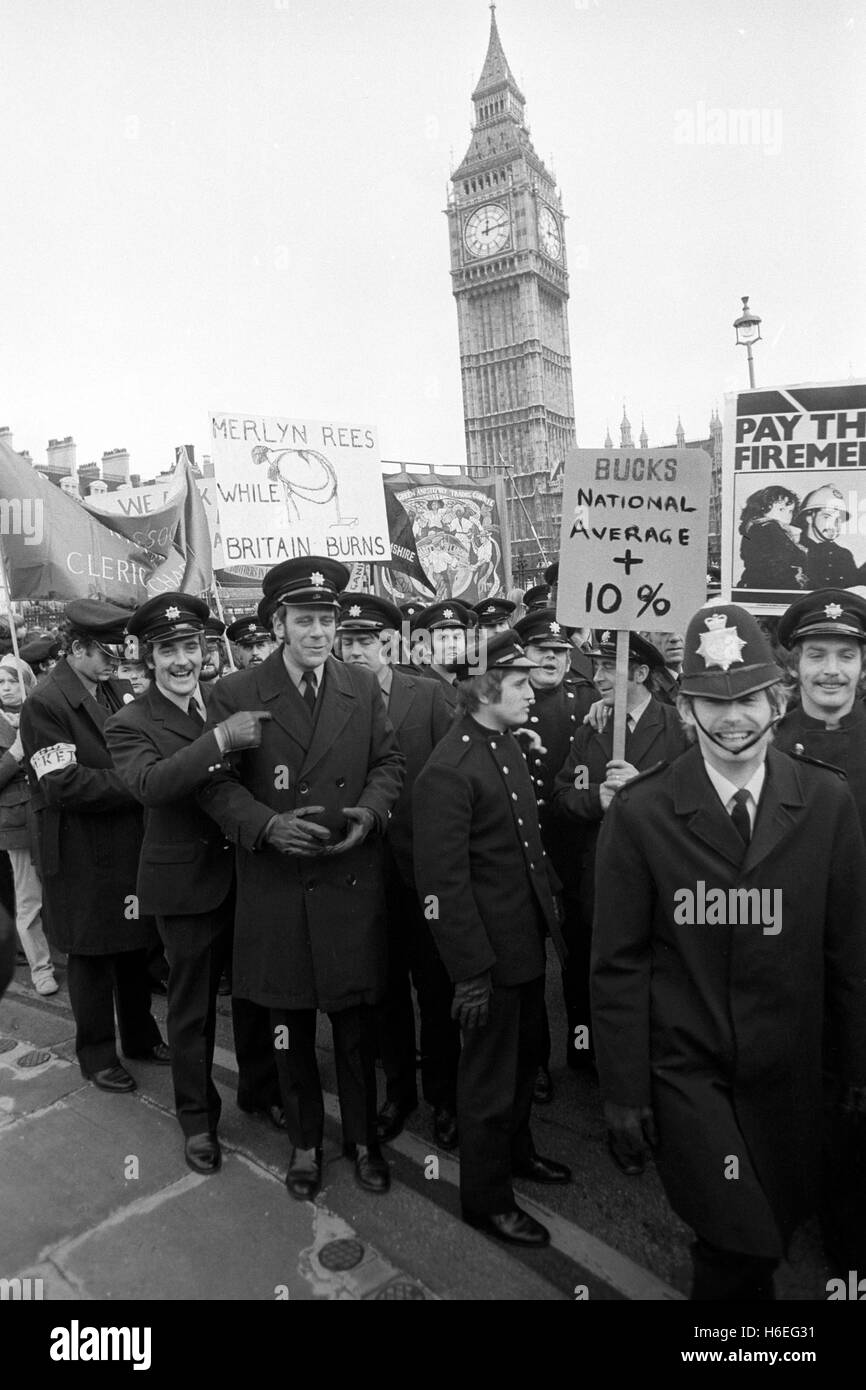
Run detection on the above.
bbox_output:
[733,295,762,388]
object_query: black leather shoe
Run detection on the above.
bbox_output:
[285,1147,323,1200]
[532,1064,553,1104]
[87,1065,137,1093]
[463,1206,550,1247]
[376,1099,416,1143]
[607,1134,646,1176]
[345,1143,390,1193]
[184,1132,221,1175]
[433,1106,458,1150]
[513,1152,572,1184]
[125,1043,171,1065]
[238,1100,287,1131]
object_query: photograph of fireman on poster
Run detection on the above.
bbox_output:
[724,380,866,610]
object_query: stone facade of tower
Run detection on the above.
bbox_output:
[446,7,576,570]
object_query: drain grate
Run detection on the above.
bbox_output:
[317,1238,365,1272]
[16,1049,52,1068]
[375,1280,427,1300]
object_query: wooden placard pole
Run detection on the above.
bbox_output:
[0,547,28,705]
[611,628,630,763]
[210,582,236,672]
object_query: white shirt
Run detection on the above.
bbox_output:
[702,759,766,833]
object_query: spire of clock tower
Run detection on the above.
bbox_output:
[473,5,525,107]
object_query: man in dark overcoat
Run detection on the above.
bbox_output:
[197,559,405,1201]
[552,631,689,1084]
[105,593,281,1175]
[19,600,167,1090]
[336,592,458,1149]
[413,632,570,1248]
[591,604,866,1300]
[774,587,866,1272]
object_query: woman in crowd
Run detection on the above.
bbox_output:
[0,654,57,994]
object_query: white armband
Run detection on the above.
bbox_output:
[30,743,78,780]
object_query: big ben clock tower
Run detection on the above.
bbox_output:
[446,4,576,570]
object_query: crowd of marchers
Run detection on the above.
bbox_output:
[1,557,864,1304]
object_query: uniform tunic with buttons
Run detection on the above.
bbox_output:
[412,714,565,986]
[774,700,866,832]
[520,676,595,891]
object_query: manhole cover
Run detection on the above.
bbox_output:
[0,1038,17,1054]
[317,1238,364,1272]
[16,1049,52,1068]
[375,1281,427,1300]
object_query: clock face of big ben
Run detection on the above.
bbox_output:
[538,205,562,261]
[463,203,511,258]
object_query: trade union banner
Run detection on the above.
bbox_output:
[0,436,153,603]
[210,411,391,570]
[723,379,866,611]
[375,471,509,606]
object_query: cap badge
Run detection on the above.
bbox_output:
[549,621,561,634]
[349,605,362,618]
[696,613,746,672]
[247,622,257,632]
[165,606,180,621]
[443,608,454,619]
[310,571,325,587]
[824,603,843,619]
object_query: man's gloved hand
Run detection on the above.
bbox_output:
[451,971,492,1030]
[326,806,376,855]
[603,1101,658,1176]
[216,710,272,752]
[265,808,332,855]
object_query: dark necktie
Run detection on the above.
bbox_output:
[187,701,205,729]
[94,682,111,710]
[730,788,752,845]
[301,670,318,713]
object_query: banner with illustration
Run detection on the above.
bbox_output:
[376,471,509,605]
[722,380,866,611]
[210,411,391,570]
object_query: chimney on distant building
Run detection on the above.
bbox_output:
[101,448,130,486]
[43,435,77,479]
[0,426,13,452]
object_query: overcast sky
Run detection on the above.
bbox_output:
[1,0,863,476]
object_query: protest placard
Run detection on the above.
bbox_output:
[210,412,391,568]
[723,380,866,611]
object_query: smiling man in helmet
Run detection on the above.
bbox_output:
[795,485,864,588]
[590,603,866,1300]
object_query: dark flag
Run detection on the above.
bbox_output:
[384,483,435,593]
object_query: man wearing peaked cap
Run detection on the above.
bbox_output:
[19,635,61,677]
[104,593,281,1173]
[226,615,276,670]
[775,587,866,1270]
[413,629,571,1247]
[338,591,458,1149]
[410,599,474,706]
[19,598,168,1093]
[522,584,551,614]
[472,597,516,633]
[196,556,405,1200]
[590,600,866,1300]
[200,615,227,684]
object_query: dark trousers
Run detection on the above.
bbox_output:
[457,974,545,1216]
[691,1238,778,1301]
[67,949,163,1074]
[159,895,280,1138]
[379,868,459,1111]
[559,887,594,1060]
[270,1004,378,1149]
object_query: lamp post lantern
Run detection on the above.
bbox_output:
[733,295,762,388]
